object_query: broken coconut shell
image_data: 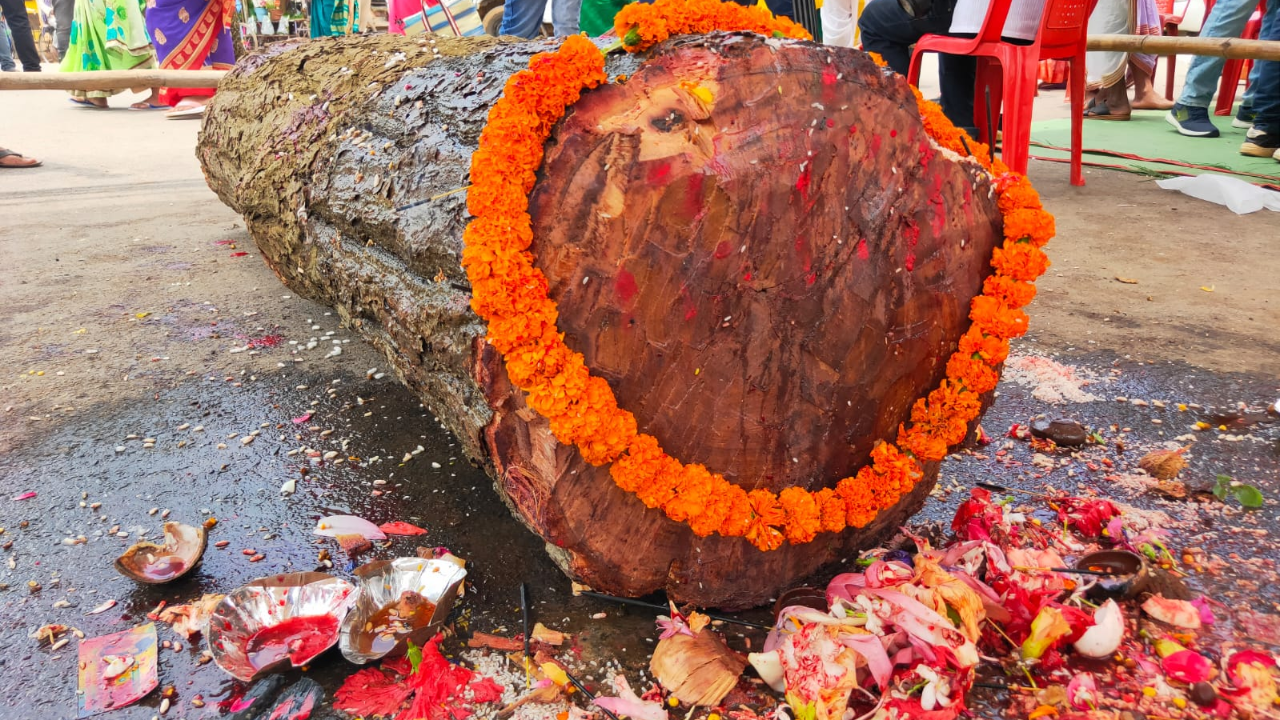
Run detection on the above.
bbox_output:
[650,628,746,707]
[114,521,208,584]
[1029,417,1089,446]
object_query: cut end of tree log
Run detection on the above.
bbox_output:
[199,33,1003,609]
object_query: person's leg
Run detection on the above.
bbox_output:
[0,0,43,71]
[1175,0,1256,109]
[52,0,72,59]
[856,0,950,75]
[0,19,16,72]
[550,0,579,36]
[498,0,549,37]
[1238,3,1278,112]
[938,52,976,130]
[1130,59,1173,110]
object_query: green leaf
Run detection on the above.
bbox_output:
[1213,474,1232,501]
[406,640,423,675]
[1233,484,1264,509]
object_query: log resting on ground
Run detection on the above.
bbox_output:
[198,33,1004,609]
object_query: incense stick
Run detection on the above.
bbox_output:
[576,590,773,631]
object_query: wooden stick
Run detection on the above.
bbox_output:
[0,70,226,92]
[1086,34,1280,62]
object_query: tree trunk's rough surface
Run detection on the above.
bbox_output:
[199,33,1004,609]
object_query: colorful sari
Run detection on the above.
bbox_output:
[60,0,155,98]
[145,0,235,106]
[310,0,359,37]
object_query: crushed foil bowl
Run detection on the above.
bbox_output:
[339,558,467,664]
[207,572,356,682]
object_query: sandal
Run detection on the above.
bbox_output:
[0,148,42,168]
[129,101,169,110]
[1083,98,1131,121]
[69,97,110,109]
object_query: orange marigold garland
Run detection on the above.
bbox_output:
[462,0,1055,552]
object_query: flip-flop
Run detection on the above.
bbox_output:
[165,105,206,119]
[129,102,169,110]
[0,148,42,169]
[1083,99,1130,121]
[69,97,110,109]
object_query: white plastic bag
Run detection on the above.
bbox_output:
[1156,174,1280,215]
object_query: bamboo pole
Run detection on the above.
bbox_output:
[1086,34,1280,62]
[0,70,226,91]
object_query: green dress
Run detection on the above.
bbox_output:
[580,0,630,36]
[60,0,156,99]
[310,0,361,37]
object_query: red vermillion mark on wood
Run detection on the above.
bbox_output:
[869,134,882,159]
[821,64,838,103]
[615,268,639,305]
[795,163,812,202]
[856,238,869,260]
[680,285,697,321]
[684,173,706,219]
[647,161,672,184]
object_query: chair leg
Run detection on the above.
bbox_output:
[1216,58,1244,116]
[1165,52,1176,101]
[1069,51,1086,186]
[999,53,1037,176]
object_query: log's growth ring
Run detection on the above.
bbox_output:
[199,33,1005,609]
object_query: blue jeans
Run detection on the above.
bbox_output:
[1252,2,1280,133]
[498,0,580,38]
[1178,0,1278,108]
[0,19,15,72]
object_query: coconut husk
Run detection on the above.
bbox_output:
[649,629,746,707]
[1139,448,1187,480]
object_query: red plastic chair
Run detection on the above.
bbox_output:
[906,0,1097,185]
[1214,2,1264,116]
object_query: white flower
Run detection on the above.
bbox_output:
[916,666,953,711]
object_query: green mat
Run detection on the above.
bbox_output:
[1028,110,1280,186]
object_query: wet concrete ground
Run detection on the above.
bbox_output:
[3,86,1279,720]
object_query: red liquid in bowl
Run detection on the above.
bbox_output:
[245,615,340,669]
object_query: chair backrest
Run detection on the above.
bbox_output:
[968,0,1019,44]
[1038,0,1098,53]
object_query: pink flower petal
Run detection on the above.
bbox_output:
[12,491,36,501]
[313,515,387,540]
[1163,650,1212,683]
[292,413,313,424]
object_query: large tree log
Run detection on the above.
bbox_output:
[198,32,1004,609]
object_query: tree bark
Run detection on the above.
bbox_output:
[198,32,1004,609]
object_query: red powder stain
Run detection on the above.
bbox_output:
[869,135,882,159]
[806,271,817,286]
[713,241,733,259]
[856,238,869,260]
[919,140,936,166]
[928,175,947,237]
[905,253,916,271]
[615,268,639,304]
[821,65,838,103]
[247,334,284,349]
[826,118,835,129]
[795,234,812,272]
[680,286,698,321]
[890,129,898,138]
[647,161,672,184]
[743,271,753,281]
[903,221,921,248]
[849,125,858,133]
[795,164,812,202]
[685,173,706,217]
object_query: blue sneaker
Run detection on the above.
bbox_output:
[1166,104,1220,137]
[1233,104,1256,129]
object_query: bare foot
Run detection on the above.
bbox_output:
[1130,62,1174,110]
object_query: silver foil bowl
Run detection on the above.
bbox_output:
[206,572,356,681]
[339,558,467,664]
